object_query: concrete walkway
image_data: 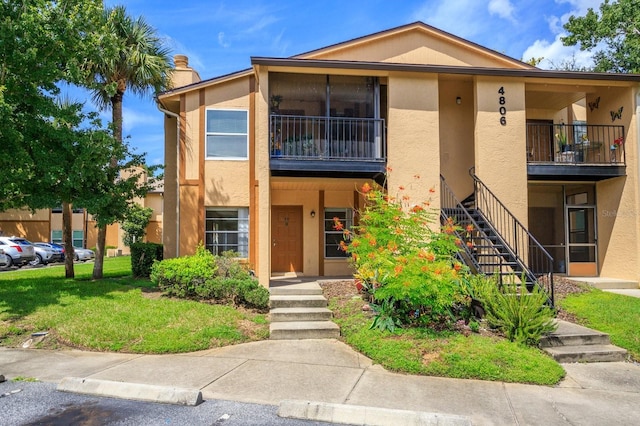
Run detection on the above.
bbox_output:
[2,339,640,425]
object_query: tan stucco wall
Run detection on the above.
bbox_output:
[595,87,638,279]
[475,77,528,225]
[387,72,441,208]
[308,27,527,69]
[439,78,475,199]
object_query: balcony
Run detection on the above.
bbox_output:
[527,123,626,180]
[269,115,386,177]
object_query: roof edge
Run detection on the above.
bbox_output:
[251,56,640,82]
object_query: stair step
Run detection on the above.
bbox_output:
[543,344,627,363]
[269,295,328,309]
[270,285,324,296]
[270,321,340,340]
[270,307,333,322]
[540,321,612,347]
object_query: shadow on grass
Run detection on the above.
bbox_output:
[0,261,154,321]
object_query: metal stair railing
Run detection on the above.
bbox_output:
[440,176,509,278]
[469,168,554,306]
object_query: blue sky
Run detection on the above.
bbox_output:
[96,0,602,167]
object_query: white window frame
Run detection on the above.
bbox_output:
[205,109,249,160]
[324,208,353,259]
[205,207,249,257]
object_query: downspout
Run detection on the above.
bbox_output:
[156,102,181,257]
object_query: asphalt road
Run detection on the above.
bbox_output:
[0,381,326,426]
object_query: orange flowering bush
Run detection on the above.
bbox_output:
[335,180,466,330]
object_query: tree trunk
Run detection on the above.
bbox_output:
[62,201,74,279]
[92,91,124,280]
[92,225,107,280]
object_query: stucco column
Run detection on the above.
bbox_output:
[387,72,440,210]
[474,77,528,225]
[256,68,272,287]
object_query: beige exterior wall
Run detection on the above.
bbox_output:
[387,72,441,209]
[475,77,528,225]
[439,78,475,199]
[307,26,529,70]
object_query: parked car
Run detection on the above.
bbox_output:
[0,248,9,268]
[31,242,64,265]
[0,237,36,267]
[47,242,66,261]
[74,247,95,262]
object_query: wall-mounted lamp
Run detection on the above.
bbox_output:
[310,210,316,218]
[456,96,462,105]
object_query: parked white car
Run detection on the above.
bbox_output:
[0,248,9,268]
[31,242,64,266]
[0,237,36,267]
[74,247,95,262]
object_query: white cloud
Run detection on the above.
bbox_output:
[412,0,487,39]
[218,32,230,48]
[521,34,594,69]
[488,0,516,22]
[122,107,160,134]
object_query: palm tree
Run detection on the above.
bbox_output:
[87,5,172,279]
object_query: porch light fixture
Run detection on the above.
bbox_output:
[310,210,316,218]
[456,96,462,105]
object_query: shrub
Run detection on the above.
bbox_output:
[150,246,217,298]
[335,179,465,330]
[131,242,163,278]
[150,246,268,310]
[472,274,556,346]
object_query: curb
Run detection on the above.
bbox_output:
[57,377,203,406]
[278,400,471,426]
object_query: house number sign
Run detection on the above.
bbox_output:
[498,86,507,126]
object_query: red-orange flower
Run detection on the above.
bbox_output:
[465,224,474,232]
[429,186,436,194]
[361,182,372,193]
[411,205,424,213]
[333,221,344,231]
[466,241,474,248]
[453,263,462,271]
[426,252,436,262]
[351,240,360,248]
[339,241,348,251]
[368,238,377,247]
[394,265,403,275]
[398,185,405,191]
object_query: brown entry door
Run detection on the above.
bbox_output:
[271,206,303,273]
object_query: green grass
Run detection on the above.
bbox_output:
[0,257,269,353]
[332,297,565,385]
[560,288,640,361]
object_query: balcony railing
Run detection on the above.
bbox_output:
[527,123,625,165]
[270,115,386,161]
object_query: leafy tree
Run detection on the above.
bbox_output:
[562,0,640,73]
[121,204,153,247]
[84,5,172,279]
[0,0,106,209]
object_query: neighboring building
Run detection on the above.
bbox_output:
[0,181,163,254]
[157,22,640,289]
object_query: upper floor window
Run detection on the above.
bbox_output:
[206,109,248,159]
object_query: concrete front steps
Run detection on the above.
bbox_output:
[540,320,627,363]
[269,282,340,340]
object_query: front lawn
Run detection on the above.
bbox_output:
[559,287,640,361]
[327,286,565,386]
[0,257,269,353]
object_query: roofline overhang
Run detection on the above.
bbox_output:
[157,68,253,99]
[251,56,640,83]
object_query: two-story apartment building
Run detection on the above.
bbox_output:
[157,22,640,289]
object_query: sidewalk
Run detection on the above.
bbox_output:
[2,339,640,425]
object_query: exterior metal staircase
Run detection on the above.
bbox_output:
[440,170,554,306]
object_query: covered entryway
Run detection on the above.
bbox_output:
[528,183,598,276]
[271,206,303,273]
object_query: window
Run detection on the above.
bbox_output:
[324,208,353,258]
[51,230,62,243]
[206,109,248,159]
[72,230,84,248]
[205,208,249,257]
[51,230,84,247]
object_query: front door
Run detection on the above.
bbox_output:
[566,204,598,276]
[271,206,303,273]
